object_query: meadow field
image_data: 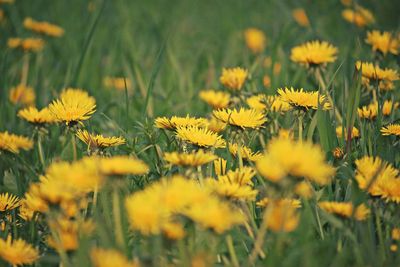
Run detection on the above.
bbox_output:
[0,0,399,266]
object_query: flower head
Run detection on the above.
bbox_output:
[76,129,125,150]
[9,84,35,106]
[278,87,331,110]
[381,124,400,137]
[358,100,398,120]
[228,143,262,161]
[263,199,300,232]
[23,17,64,37]
[103,76,132,92]
[164,150,217,167]
[206,117,227,133]
[0,131,33,153]
[256,137,335,185]
[335,125,360,139]
[0,193,21,212]
[18,107,55,125]
[365,30,398,55]
[219,67,248,90]
[199,90,230,109]
[100,156,149,176]
[292,8,310,27]
[244,28,266,53]
[319,201,370,221]
[155,115,208,130]
[247,94,291,113]
[7,37,45,52]
[355,61,399,82]
[342,6,374,27]
[48,88,96,126]
[175,126,226,148]
[91,248,139,267]
[213,108,267,129]
[0,236,39,266]
[290,40,338,66]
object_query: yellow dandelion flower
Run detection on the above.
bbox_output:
[48,88,96,126]
[365,30,399,55]
[175,126,226,148]
[164,150,217,167]
[183,198,245,233]
[0,131,33,154]
[206,117,227,133]
[0,236,39,266]
[381,124,400,136]
[206,167,258,200]
[379,80,395,91]
[154,115,208,130]
[263,199,300,232]
[213,108,267,129]
[76,129,125,150]
[18,200,36,221]
[358,100,398,120]
[244,27,266,53]
[9,84,35,106]
[257,198,301,208]
[342,6,375,27]
[278,128,293,139]
[278,87,331,110]
[228,143,262,162]
[24,184,49,214]
[219,67,248,91]
[23,17,64,37]
[214,157,227,176]
[355,61,399,82]
[256,137,335,185]
[290,40,338,66]
[18,106,55,124]
[7,37,45,52]
[103,76,132,92]
[318,201,370,221]
[392,228,400,240]
[162,222,186,240]
[100,155,149,176]
[355,156,400,203]
[294,181,313,198]
[199,90,230,109]
[332,147,344,159]
[292,8,310,27]
[263,75,271,88]
[247,94,291,112]
[335,125,360,139]
[91,248,139,267]
[0,192,21,212]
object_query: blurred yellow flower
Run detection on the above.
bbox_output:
[358,100,398,120]
[76,129,125,150]
[0,131,33,154]
[335,125,360,139]
[91,248,139,267]
[228,143,262,162]
[392,228,400,240]
[18,107,55,124]
[155,115,207,130]
[244,27,266,53]
[0,236,39,266]
[247,94,291,112]
[294,181,313,198]
[48,88,96,126]
[318,201,370,221]
[162,221,186,240]
[219,67,248,91]
[214,157,227,176]
[23,17,64,37]
[263,75,271,88]
[103,76,132,92]
[9,84,35,106]
[0,192,21,211]
[291,40,338,66]
[256,137,335,185]
[7,37,45,52]
[366,30,399,55]
[199,90,230,109]
[100,156,149,176]
[292,8,310,27]
[355,156,400,203]
[206,117,227,133]
[381,124,400,137]
[164,150,217,167]
[213,108,267,129]
[355,61,399,82]
[342,6,374,27]
[176,126,226,148]
[263,199,300,232]
[278,87,331,110]
[257,197,301,208]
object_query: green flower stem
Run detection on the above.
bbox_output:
[112,187,125,250]
[298,114,303,142]
[226,234,240,267]
[37,133,45,168]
